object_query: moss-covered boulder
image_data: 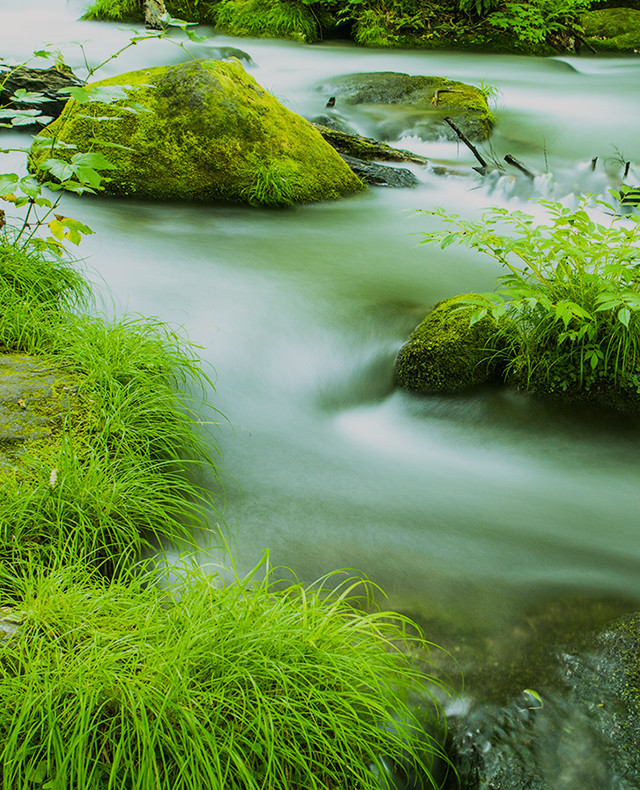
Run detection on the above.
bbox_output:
[580,8,640,52]
[318,72,493,142]
[30,60,363,206]
[394,296,503,394]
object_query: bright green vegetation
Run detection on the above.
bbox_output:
[0,557,447,790]
[29,60,363,206]
[416,197,640,411]
[580,7,640,52]
[0,238,217,574]
[83,0,603,53]
[395,295,503,393]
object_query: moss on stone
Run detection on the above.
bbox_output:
[30,60,363,206]
[0,354,89,481]
[321,72,494,142]
[394,296,504,394]
[580,8,640,52]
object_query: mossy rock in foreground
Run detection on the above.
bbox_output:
[580,8,640,52]
[31,60,363,206]
[318,72,494,143]
[394,296,503,394]
[0,354,84,477]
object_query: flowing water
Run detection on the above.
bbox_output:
[4,0,640,716]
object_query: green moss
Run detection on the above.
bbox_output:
[581,8,640,51]
[0,355,87,479]
[394,295,504,394]
[31,60,363,206]
[325,72,494,142]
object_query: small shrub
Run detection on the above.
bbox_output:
[417,195,640,399]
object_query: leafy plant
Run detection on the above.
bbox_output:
[0,557,449,790]
[486,0,594,46]
[417,195,640,397]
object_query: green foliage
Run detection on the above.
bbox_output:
[0,242,219,574]
[214,0,320,42]
[486,0,594,46]
[418,196,640,397]
[0,558,448,790]
[458,0,499,17]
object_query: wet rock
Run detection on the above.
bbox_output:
[448,612,640,790]
[394,296,504,394]
[317,72,493,143]
[313,124,428,164]
[30,60,363,206]
[340,154,418,188]
[0,65,81,125]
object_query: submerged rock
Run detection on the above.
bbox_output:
[450,611,640,790]
[30,60,363,206]
[339,154,418,188]
[317,72,493,143]
[580,8,640,52]
[394,296,503,394]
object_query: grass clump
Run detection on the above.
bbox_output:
[0,558,448,790]
[0,239,219,574]
[417,195,640,409]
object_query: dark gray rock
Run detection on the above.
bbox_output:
[0,65,81,125]
[448,613,640,790]
[340,154,418,188]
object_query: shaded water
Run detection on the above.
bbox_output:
[3,0,640,701]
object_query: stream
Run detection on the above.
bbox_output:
[3,0,640,782]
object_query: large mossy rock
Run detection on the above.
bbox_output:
[580,8,640,52]
[30,60,363,206]
[317,72,493,142]
[394,296,503,394]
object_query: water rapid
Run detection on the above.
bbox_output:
[3,0,640,702]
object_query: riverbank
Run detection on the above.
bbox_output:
[83,0,640,55]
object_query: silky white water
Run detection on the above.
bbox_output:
[2,0,640,650]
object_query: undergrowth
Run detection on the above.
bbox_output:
[81,0,603,51]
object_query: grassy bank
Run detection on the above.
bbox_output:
[83,0,599,54]
[0,237,218,576]
[0,558,447,789]
[0,238,449,788]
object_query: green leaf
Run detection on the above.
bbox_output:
[618,307,631,328]
[61,86,92,103]
[19,177,43,199]
[440,233,458,250]
[469,308,488,326]
[42,158,75,182]
[0,174,20,196]
[70,152,116,170]
[11,88,48,104]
